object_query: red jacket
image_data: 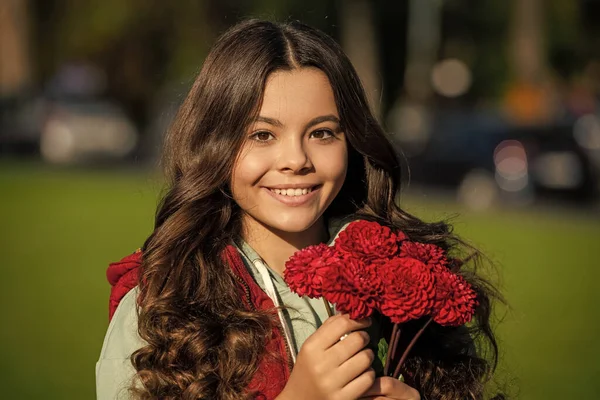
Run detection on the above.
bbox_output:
[106,246,290,399]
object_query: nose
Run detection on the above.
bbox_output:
[276,136,313,174]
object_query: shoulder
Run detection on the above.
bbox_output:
[99,286,145,361]
[97,286,144,400]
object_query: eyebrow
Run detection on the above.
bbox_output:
[254,114,342,131]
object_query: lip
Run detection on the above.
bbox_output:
[264,183,320,190]
[263,185,321,206]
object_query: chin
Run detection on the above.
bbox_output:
[266,215,321,234]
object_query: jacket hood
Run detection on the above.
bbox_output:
[107,249,142,320]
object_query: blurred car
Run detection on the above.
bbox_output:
[392,109,599,209]
[0,93,44,156]
[1,63,139,164]
[39,98,138,164]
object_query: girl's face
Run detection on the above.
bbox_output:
[232,67,348,235]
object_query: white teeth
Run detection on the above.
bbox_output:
[270,187,314,196]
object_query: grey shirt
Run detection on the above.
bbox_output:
[96,286,142,400]
[236,239,331,355]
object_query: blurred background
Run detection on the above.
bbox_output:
[1,0,598,398]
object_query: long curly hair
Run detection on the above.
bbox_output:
[131,19,504,400]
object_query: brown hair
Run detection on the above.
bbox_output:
[132,19,504,399]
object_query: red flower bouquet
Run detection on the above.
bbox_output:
[284,220,478,379]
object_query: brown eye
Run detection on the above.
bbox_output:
[310,129,334,140]
[251,131,274,142]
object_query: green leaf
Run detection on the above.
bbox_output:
[377,337,388,373]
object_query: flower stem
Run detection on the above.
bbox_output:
[390,324,401,361]
[384,323,400,376]
[393,318,433,379]
[322,298,334,317]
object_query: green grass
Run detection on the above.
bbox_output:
[0,162,598,399]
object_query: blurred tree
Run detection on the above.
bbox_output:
[504,0,593,124]
[28,0,340,130]
[338,0,381,117]
[547,0,581,79]
[510,0,546,83]
[373,0,409,114]
[440,0,510,102]
[581,0,600,61]
[505,0,556,124]
[380,0,511,109]
[403,0,442,103]
[0,0,33,97]
[26,0,595,132]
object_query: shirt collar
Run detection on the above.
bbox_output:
[234,216,354,284]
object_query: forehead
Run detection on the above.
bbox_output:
[259,67,339,120]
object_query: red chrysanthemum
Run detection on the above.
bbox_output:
[284,221,477,330]
[321,256,383,320]
[432,269,478,326]
[396,230,408,243]
[284,244,343,298]
[380,257,436,324]
[335,221,399,261]
[399,241,448,270]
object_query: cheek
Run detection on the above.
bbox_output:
[231,152,270,199]
[314,145,348,186]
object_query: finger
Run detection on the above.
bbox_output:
[322,313,372,330]
[327,330,370,365]
[362,377,420,400]
[336,347,375,383]
[339,367,376,399]
[317,314,372,348]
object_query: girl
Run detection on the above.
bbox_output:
[97,19,502,400]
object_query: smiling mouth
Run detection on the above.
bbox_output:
[267,185,320,197]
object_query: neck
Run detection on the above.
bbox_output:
[241,217,329,276]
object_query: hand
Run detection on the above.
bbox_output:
[359,377,421,400]
[277,314,375,400]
